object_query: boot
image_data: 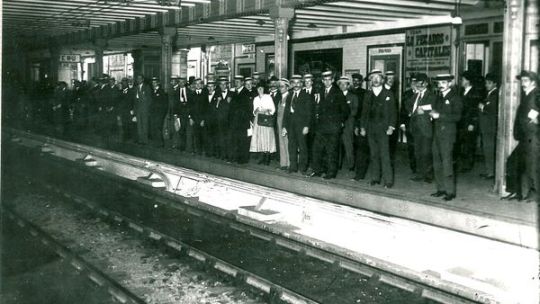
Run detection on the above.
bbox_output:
[257,153,266,165]
[264,153,271,166]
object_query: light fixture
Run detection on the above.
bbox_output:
[256,19,265,26]
[307,23,317,29]
[208,36,215,42]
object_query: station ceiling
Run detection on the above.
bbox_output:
[3,0,487,51]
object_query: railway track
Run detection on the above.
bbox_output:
[3,129,484,304]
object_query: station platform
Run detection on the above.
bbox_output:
[4,127,539,304]
[31,127,537,250]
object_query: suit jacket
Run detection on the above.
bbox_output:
[282,89,313,131]
[314,85,349,134]
[433,88,463,138]
[151,86,168,117]
[229,87,253,130]
[360,87,397,133]
[479,88,499,135]
[514,87,540,141]
[459,86,482,129]
[343,91,359,127]
[189,89,210,123]
[216,89,234,124]
[403,89,436,138]
[134,83,153,116]
[118,87,134,116]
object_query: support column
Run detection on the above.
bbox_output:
[93,38,107,78]
[49,44,60,82]
[160,27,177,90]
[495,0,526,195]
[270,6,294,79]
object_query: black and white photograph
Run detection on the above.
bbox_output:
[1,0,539,303]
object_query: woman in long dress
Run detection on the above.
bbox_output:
[250,83,276,165]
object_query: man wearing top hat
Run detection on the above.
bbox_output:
[359,69,397,188]
[337,76,359,171]
[282,75,313,174]
[430,74,463,201]
[512,70,540,202]
[228,75,253,164]
[478,73,499,180]
[188,78,209,154]
[216,77,234,160]
[205,80,221,157]
[134,74,153,145]
[402,73,436,183]
[456,70,483,172]
[309,70,349,179]
[150,77,168,147]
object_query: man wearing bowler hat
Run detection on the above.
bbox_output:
[478,73,499,180]
[430,74,463,201]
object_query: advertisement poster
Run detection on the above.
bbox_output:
[405,25,452,77]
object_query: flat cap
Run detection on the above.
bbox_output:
[351,73,363,80]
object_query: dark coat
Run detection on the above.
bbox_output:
[314,86,349,134]
[188,89,210,123]
[459,86,482,129]
[514,87,540,141]
[229,87,253,130]
[360,87,397,133]
[134,83,153,116]
[216,89,234,124]
[479,88,499,135]
[283,89,313,131]
[433,88,463,138]
[150,86,168,118]
[403,89,436,138]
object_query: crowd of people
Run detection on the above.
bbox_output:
[5,68,539,202]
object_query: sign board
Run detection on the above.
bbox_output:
[241,44,256,54]
[405,25,452,77]
[59,54,81,63]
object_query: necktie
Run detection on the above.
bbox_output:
[412,92,422,113]
[325,88,329,99]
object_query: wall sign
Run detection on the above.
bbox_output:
[405,25,452,77]
[59,54,81,62]
[241,44,256,54]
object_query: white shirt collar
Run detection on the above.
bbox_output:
[384,84,392,90]
[525,86,536,96]
[463,85,472,95]
[343,90,348,96]
[442,88,451,97]
[372,86,383,96]
[487,88,497,96]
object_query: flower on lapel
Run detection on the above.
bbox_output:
[385,96,390,101]
[217,97,222,102]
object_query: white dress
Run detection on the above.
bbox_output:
[249,94,277,153]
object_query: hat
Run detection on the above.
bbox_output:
[279,78,290,86]
[207,80,216,85]
[516,70,538,82]
[433,74,455,81]
[385,71,395,76]
[322,71,333,78]
[194,78,202,82]
[367,69,383,77]
[351,73,363,81]
[179,77,187,81]
[170,75,180,79]
[415,73,429,83]
[303,74,314,79]
[337,76,351,83]
[218,77,229,82]
[269,76,279,82]
[461,70,476,81]
[151,76,160,81]
[244,77,253,82]
[485,73,499,83]
[234,75,244,80]
[410,73,417,81]
[290,74,302,80]
[252,71,261,76]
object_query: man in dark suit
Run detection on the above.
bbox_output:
[51,81,70,136]
[430,74,463,201]
[269,76,282,162]
[167,76,181,149]
[338,76,359,171]
[353,74,370,181]
[150,77,168,147]
[303,73,319,168]
[457,70,482,172]
[216,77,234,160]
[399,74,418,175]
[228,75,253,164]
[282,75,313,174]
[189,78,209,154]
[478,73,499,180]
[402,73,435,183]
[118,77,135,142]
[134,75,153,144]
[351,73,366,101]
[360,69,397,188]
[513,71,539,202]
[309,71,349,179]
[205,80,221,157]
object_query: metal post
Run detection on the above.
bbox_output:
[270,6,294,79]
[495,0,526,195]
[160,27,176,90]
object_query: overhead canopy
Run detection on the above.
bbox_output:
[3,0,483,50]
